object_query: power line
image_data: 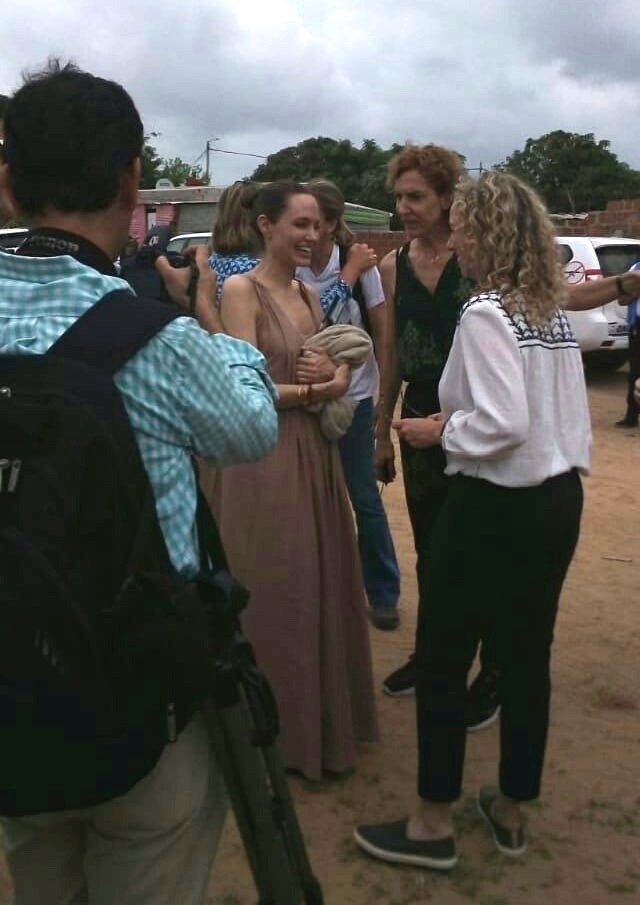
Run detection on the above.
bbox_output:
[191,149,206,167]
[209,147,267,159]
[204,139,268,182]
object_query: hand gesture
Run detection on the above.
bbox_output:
[392,414,444,448]
[621,268,640,302]
[330,364,351,399]
[347,243,377,275]
[375,436,396,483]
[295,348,336,384]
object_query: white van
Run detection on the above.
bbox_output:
[557,236,640,369]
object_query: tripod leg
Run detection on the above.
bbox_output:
[258,744,324,905]
[201,699,265,895]
[202,698,302,905]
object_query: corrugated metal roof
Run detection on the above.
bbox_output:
[344,202,392,228]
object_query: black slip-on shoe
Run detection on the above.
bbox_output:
[370,606,400,631]
[477,788,527,857]
[465,669,501,732]
[354,819,458,870]
[382,656,417,696]
[615,417,638,428]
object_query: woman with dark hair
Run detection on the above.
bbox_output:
[355,171,590,869]
[209,179,380,313]
[297,179,401,631]
[214,181,378,780]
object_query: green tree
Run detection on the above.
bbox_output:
[158,157,208,186]
[499,130,640,213]
[140,138,163,189]
[251,137,400,211]
[252,136,345,182]
[139,140,209,188]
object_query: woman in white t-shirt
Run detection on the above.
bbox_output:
[296,180,400,630]
[355,171,590,869]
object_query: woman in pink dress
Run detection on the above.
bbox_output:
[214,181,378,780]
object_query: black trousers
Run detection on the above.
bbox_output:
[400,394,496,674]
[415,469,583,803]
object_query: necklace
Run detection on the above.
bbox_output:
[422,240,448,264]
[423,241,448,265]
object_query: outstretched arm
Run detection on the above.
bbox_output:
[565,268,640,311]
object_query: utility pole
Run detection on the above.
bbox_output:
[205,138,219,184]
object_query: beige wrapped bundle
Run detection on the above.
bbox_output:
[302,324,373,441]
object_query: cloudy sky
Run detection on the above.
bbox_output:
[2,0,639,186]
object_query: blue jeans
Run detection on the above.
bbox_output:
[338,397,400,610]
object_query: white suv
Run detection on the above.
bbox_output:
[557,236,640,369]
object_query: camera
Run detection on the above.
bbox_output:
[119,226,198,308]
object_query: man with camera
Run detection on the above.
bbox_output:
[0,61,278,905]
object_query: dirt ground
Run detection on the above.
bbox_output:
[206,367,639,905]
[1,369,638,905]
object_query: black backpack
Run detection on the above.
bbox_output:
[0,289,241,816]
[337,243,371,335]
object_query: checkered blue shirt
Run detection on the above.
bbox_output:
[0,250,278,575]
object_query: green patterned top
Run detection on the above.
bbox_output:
[395,243,472,414]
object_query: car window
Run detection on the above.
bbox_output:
[595,245,640,276]
[183,236,210,249]
[557,244,573,266]
[165,238,187,254]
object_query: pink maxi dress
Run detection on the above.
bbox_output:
[207,275,378,780]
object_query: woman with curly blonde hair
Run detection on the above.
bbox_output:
[454,171,568,322]
[355,171,591,869]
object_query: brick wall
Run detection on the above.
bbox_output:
[129,206,146,242]
[353,229,406,259]
[356,198,640,250]
[554,197,640,238]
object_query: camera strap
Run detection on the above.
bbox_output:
[49,289,180,375]
[16,228,118,276]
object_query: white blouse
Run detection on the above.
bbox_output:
[439,292,592,488]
